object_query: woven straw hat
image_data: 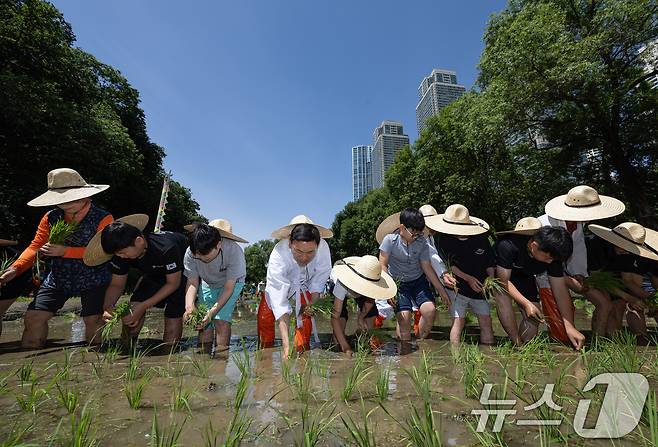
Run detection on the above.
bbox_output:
[83,214,150,266]
[333,256,397,300]
[28,168,109,207]
[184,219,248,243]
[544,185,625,222]
[424,204,490,236]
[497,217,543,236]
[271,215,333,240]
[588,222,658,261]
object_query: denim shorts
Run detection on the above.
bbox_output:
[395,274,434,313]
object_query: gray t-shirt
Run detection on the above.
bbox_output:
[183,239,246,288]
[379,231,430,283]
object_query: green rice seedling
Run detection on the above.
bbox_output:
[55,382,79,414]
[102,343,121,365]
[307,296,334,318]
[481,276,507,302]
[170,378,193,413]
[0,252,15,272]
[456,344,487,399]
[232,341,252,379]
[149,408,186,447]
[466,419,507,447]
[585,270,625,293]
[341,398,378,447]
[640,390,658,447]
[66,402,99,447]
[15,381,47,414]
[375,365,391,402]
[290,361,313,404]
[100,301,132,342]
[0,421,34,447]
[223,379,254,447]
[202,419,221,447]
[382,392,443,447]
[124,371,152,409]
[48,219,79,245]
[295,400,337,447]
[16,360,35,385]
[185,303,209,329]
[341,352,371,402]
[187,352,211,378]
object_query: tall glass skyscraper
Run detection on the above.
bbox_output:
[352,145,373,201]
[415,68,466,134]
[371,121,409,190]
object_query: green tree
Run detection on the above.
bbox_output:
[244,239,276,285]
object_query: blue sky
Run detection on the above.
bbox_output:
[52,0,508,244]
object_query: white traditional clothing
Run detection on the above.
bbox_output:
[265,238,332,326]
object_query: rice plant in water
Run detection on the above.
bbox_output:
[187,352,211,378]
[223,375,254,447]
[341,352,371,402]
[341,398,378,447]
[295,400,337,447]
[48,219,79,245]
[170,378,193,413]
[15,381,47,414]
[16,361,35,385]
[124,371,152,409]
[56,382,79,414]
[67,402,99,447]
[375,365,391,402]
[0,422,34,447]
[101,301,132,342]
[640,390,658,447]
[454,343,487,399]
[149,408,186,447]
[382,391,443,447]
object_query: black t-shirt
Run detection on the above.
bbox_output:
[605,253,651,275]
[438,234,495,300]
[110,232,188,278]
[495,235,564,278]
[585,234,615,272]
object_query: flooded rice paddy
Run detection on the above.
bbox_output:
[1,298,658,446]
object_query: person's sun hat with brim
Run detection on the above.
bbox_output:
[27,168,109,207]
[419,204,439,237]
[588,222,658,261]
[544,185,625,222]
[375,212,401,244]
[497,217,542,236]
[333,255,397,300]
[424,204,490,237]
[271,215,333,240]
[0,239,18,247]
[83,214,150,267]
[183,219,248,243]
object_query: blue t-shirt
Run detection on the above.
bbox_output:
[379,231,430,283]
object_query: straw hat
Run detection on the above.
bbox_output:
[0,239,18,247]
[588,222,658,261]
[83,214,150,266]
[497,217,542,236]
[424,204,490,236]
[27,168,109,207]
[419,204,438,217]
[375,212,401,244]
[184,219,248,243]
[333,256,397,300]
[271,215,333,240]
[544,185,625,222]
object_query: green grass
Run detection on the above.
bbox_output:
[187,352,211,378]
[0,421,35,447]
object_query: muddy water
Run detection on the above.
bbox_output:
[0,302,656,446]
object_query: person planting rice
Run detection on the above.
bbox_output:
[260,215,332,358]
[587,222,658,343]
[425,204,495,346]
[377,208,451,342]
[328,255,397,355]
[0,239,36,337]
[539,185,625,339]
[0,168,113,348]
[84,215,188,346]
[494,218,585,350]
[182,220,247,356]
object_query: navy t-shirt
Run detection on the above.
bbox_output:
[438,234,495,300]
[110,232,188,279]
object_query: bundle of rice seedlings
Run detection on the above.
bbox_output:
[0,252,16,272]
[481,276,507,302]
[48,219,79,245]
[307,296,334,317]
[585,270,625,293]
[186,303,209,329]
[101,301,132,341]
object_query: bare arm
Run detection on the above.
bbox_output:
[103,274,128,311]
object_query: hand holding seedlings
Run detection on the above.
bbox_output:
[441,271,457,288]
[523,301,545,325]
[101,301,132,341]
[464,274,483,293]
[39,242,66,257]
[185,304,209,329]
[122,302,146,328]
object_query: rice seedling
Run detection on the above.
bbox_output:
[307,296,334,318]
[66,402,99,447]
[187,352,211,378]
[0,252,16,297]
[185,303,209,329]
[55,382,79,414]
[100,301,132,342]
[232,342,252,379]
[341,351,371,402]
[15,381,47,414]
[584,270,625,294]
[290,361,313,404]
[585,331,644,378]
[102,343,122,365]
[341,398,378,447]
[0,421,34,447]
[281,356,294,385]
[289,400,337,447]
[454,343,487,399]
[124,371,152,409]
[149,408,186,447]
[640,390,658,447]
[466,376,511,447]
[223,378,254,447]
[382,392,443,447]
[16,360,35,385]
[48,219,79,245]
[170,378,193,413]
[375,365,391,402]
[481,276,507,302]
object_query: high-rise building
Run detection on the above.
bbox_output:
[415,68,466,134]
[371,121,409,189]
[351,145,373,201]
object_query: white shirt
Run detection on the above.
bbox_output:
[537,214,588,287]
[427,236,447,277]
[265,239,332,321]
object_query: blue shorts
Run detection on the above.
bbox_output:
[395,274,434,313]
[198,282,244,323]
